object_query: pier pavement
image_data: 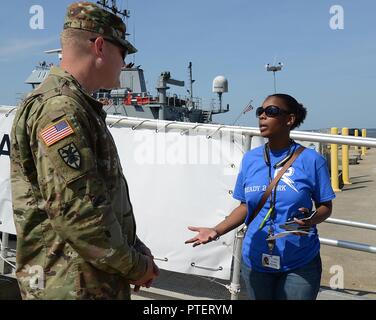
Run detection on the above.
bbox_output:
[319,147,376,299]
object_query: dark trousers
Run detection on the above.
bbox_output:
[241,254,322,300]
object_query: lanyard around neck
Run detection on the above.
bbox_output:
[259,141,296,229]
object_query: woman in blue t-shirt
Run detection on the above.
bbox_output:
[185,93,335,300]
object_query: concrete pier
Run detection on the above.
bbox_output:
[319,147,376,299]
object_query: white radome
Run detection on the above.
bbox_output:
[212,75,228,93]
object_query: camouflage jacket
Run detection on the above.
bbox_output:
[10,66,148,299]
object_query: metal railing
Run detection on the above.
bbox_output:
[2,107,376,147]
[2,110,376,299]
[103,115,376,148]
[325,217,376,231]
[319,218,376,254]
[319,237,376,254]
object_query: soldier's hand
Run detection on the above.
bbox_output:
[133,284,141,292]
[134,237,154,258]
[142,259,160,289]
[139,244,153,258]
[130,256,158,290]
[151,259,160,278]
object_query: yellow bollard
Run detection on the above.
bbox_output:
[354,129,359,153]
[342,128,351,185]
[361,129,367,158]
[330,128,341,192]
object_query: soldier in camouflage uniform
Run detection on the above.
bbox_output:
[10,2,158,299]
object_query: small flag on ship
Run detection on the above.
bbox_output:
[242,99,254,114]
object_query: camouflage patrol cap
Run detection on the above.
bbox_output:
[64,1,137,54]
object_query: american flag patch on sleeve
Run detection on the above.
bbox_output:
[40,119,74,146]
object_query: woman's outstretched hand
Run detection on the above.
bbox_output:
[185,226,219,247]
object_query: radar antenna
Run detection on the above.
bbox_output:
[97,0,130,20]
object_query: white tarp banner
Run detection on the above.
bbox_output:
[111,126,245,280]
[0,110,16,235]
[0,110,245,280]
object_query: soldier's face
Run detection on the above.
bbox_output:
[102,39,126,89]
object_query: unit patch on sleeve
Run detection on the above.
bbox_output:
[40,119,74,146]
[58,143,81,169]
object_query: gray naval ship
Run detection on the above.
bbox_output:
[26,0,229,123]
[23,1,230,123]
[26,60,230,123]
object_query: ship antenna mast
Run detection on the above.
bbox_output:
[97,0,130,21]
[97,0,133,59]
[188,62,195,109]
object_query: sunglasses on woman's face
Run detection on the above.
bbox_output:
[255,105,290,118]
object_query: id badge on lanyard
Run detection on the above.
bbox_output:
[262,253,281,270]
[263,225,281,269]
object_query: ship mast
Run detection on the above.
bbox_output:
[188,62,195,109]
[97,1,130,21]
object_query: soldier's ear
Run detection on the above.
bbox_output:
[92,37,105,59]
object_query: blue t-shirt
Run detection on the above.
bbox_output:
[233,142,335,272]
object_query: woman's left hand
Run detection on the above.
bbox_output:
[293,202,333,236]
[292,207,313,236]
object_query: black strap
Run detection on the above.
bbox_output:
[245,145,305,226]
